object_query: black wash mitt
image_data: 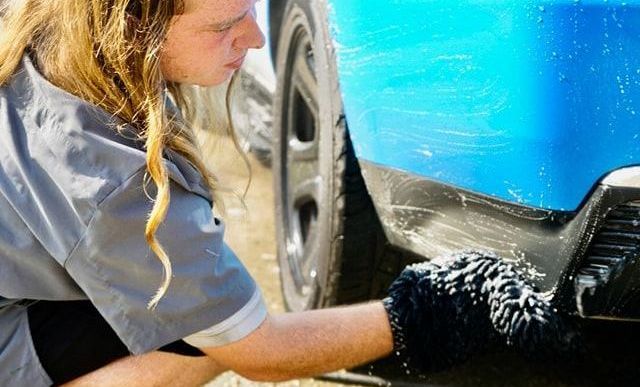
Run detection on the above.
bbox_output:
[383,250,581,373]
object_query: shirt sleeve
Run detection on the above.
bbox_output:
[64,168,267,355]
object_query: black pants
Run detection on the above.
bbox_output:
[27,300,205,385]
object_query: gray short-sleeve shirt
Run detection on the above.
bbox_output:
[0,55,266,386]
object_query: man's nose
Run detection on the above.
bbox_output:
[234,10,266,50]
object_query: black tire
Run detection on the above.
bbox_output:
[273,0,392,311]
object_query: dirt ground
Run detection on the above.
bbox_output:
[199,136,348,387]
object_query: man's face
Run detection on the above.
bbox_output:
[160,0,265,86]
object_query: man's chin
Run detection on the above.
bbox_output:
[164,69,234,87]
[187,71,235,88]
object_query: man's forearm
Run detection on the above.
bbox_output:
[202,301,394,382]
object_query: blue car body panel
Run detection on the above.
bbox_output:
[326,0,640,211]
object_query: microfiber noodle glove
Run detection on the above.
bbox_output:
[382,250,581,373]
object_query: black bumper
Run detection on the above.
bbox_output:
[359,161,640,321]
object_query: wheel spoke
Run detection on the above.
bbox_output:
[300,227,319,280]
[292,38,318,119]
[289,199,319,293]
[288,158,321,204]
[292,40,318,127]
[293,61,318,116]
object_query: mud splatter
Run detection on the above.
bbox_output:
[383,250,581,374]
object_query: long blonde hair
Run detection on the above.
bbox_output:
[0,0,232,309]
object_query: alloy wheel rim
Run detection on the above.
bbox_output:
[282,24,321,300]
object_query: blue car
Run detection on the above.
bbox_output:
[242,0,640,329]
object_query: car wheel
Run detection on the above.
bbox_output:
[273,0,398,312]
